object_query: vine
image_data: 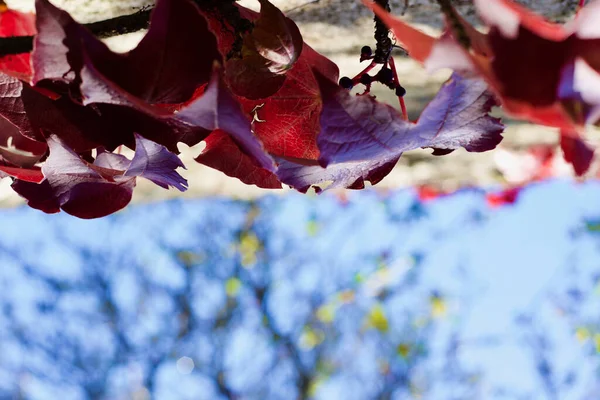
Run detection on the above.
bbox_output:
[0,0,595,219]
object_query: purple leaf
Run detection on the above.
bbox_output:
[176,67,276,172]
[94,150,131,171]
[81,59,275,172]
[125,134,188,191]
[414,74,504,153]
[278,72,503,193]
[0,74,46,157]
[34,0,220,103]
[275,155,399,193]
[32,0,81,85]
[12,135,136,219]
[0,73,142,155]
[317,72,503,166]
[11,134,187,218]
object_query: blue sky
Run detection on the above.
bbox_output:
[1,180,600,399]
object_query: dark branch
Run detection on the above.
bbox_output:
[0,7,153,56]
[435,0,472,49]
[373,0,392,64]
[86,8,152,38]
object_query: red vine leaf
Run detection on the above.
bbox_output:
[0,7,36,81]
[34,0,220,104]
[195,130,282,189]
[12,135,136,218]
[560,133,594,176]
[0,164,43,182]
[81,59,275,172]
[366,0,600,131]
[225,0,303,99]
[11,134,186,219]
[276,72,502,192]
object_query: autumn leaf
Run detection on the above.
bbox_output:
[0,6,36,81]
[225,0,303,99]
[11,134,186,219]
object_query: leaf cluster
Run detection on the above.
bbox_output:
[6,0,592,218]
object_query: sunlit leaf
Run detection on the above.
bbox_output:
[365,303,389,332]
[225,277,242,297]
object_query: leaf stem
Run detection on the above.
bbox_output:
[434,0,471,50]
[351,60,377,85]
[389,56,408,120]
[577,0,586,14]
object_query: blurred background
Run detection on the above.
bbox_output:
[2,0,600,399]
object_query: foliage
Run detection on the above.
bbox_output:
[0,0,596,218]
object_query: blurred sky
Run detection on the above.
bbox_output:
[1,180,600,399]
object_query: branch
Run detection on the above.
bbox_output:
[0,7,153,56]
[373,0,392,63]
[435,0,471,49]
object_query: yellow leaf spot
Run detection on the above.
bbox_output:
[354,272,365,284]
[176,251,204,267]
[316,304,336,324]
[576,326,591,343]
[225,277,242,297]
[306,220,319,236]
[239,232,260,268]
[397,343,411,359]
[594,333,600,353]
[300,327,325,350]
[366,304,389,332]
[308,376,325,397]
[430,295,447,318]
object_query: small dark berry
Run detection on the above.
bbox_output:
[377,67,394,84]
[395,84,406,97]
[360,74,372,85]
[360,45,372,57]
[339,76,353,90]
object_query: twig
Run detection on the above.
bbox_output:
[373,0,392,63]
[388,56,408,120]
[435,0,471,49]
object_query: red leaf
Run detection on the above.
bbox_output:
[417,185,447,202]
[560,132,595,176]
[195,44,339,189]
[80,57,275,171]
[239,46,338,160]
[195,130,282,189]
[0,7,36,81]
[225,0,303,99]
[0,165,43,182]
[365,0,600,130]
[486,187,521,208]
[33,0,220,104]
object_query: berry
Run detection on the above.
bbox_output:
[360,45,372,58]
[377,67,393,84]
[360,74,372,85]
[339,76,353,90]
[395,84,406,97]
